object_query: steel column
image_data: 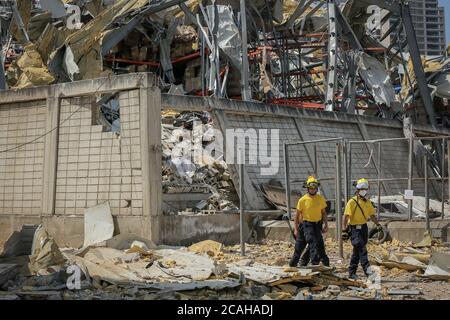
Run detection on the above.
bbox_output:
[239,151,245,256]
[336,142,343,258]
[325,0,337,111]
[408,137,414,221]
[424,155,430,233]
[240,0,251,101]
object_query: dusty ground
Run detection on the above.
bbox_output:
[219,239,450,300]
[2,238,449,300]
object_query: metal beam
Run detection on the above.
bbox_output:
[0,23,7,90]
[401,3,437,127]
[240,0,251,101]
[11,0,30,44]
[102,0,188,55]
[325,0,337,111]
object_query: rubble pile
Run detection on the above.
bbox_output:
[0,0,449,130]
[162,111,238,214]
[2,225,450,300]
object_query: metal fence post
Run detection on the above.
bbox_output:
[336,142,343,258]
[424,155,430,234]
[239,149,245,256]
[442,138,446,219]
[448,140,450,219]
[343,141,348,204]
[408,137,414,221]
[377,141,381,220]
[284,143,292,220]
[348,142,352,199]
[313,144,318,177]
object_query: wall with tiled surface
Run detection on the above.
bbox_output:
[55,90,143,216]
[0,101,47,215]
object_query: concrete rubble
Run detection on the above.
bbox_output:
[1,226,450,300]
[1,0,450,303]
[162,110,238,214]
[1,0,449,128]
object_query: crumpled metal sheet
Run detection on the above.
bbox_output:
[48,0,148,81]
[431,73,450,99]
[206,5,242,69]
[356,52,397,107]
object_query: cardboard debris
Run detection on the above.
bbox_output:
[188,240,223,257]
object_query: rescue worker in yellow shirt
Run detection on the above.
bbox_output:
[343,178,382,279]
[294,176,330,266]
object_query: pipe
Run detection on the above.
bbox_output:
[424,155,430,234]
[336,142,343,258]
[408,137,414,221]
[240,150,245,256]
[284,143,292,220]
[377,141,382,220]
[442,138,446,219]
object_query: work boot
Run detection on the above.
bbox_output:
[349,273,358,280]
[364,266,375,278]
[321,261,330,267]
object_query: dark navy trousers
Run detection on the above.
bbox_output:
[289,223,310,267]
[303,221,330,266]
[349,223,370,275]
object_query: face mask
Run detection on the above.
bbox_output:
[359,190,368,198]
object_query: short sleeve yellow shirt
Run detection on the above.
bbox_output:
[344,196,375,225]
[296,194,327,222]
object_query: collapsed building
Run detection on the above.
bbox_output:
[0,0,450,246]
[1,0,450,301]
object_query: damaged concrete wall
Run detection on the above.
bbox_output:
[162,95,450,210]
[0,73,162,247]
[55,92,143,216]
[0,100,47,215]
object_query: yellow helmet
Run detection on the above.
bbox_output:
[304,176,320,188]
[355,178,369,190]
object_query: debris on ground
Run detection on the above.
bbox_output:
[161,111,238,215]
[1,231,450,300]
[28,225,66,274]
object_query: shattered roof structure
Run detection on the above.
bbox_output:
[0,0,449,129]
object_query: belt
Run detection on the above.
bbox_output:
[350,223,367,230]
[304,220,322,224]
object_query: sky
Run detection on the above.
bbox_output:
[439,0,450,43]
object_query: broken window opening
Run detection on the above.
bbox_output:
[93,93,120,133]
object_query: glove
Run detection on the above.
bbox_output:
[342,226,350,240]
